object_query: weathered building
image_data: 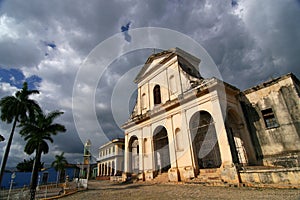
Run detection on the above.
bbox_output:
[122,47,300,187]
[239,74,300,186]
[240,73,300,167]
[97,138,125,178]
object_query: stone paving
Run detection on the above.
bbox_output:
[59,180,300,200]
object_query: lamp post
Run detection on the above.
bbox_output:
[7,172,16,200]
[36,174,40,190]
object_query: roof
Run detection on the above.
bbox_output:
[99,138,125,149]
[243,73,299,94]
[134,47,202,83]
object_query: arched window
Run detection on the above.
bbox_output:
[175,128,183,151]
[141,93,147,110]
[144,138,148,154]
[169,75,177,94]
[153,85,161,105]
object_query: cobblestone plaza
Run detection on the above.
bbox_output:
[60,181,300,200]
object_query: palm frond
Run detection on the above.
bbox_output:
[19,109,66,163]
[47,111,64,122]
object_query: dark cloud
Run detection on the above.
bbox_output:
[0,39,44,68]
[0,0,299,167]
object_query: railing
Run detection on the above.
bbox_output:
[0,181,81,200]
[0,187,28,200]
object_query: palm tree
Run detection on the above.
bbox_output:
[0,82,40,185]
[52,152,68,185]
[19,110,66,200]
[16,157,44,172]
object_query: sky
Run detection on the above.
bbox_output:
[0,0,299,168]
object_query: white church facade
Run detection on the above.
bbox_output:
[121,48,300,186]
[122,48,257,184]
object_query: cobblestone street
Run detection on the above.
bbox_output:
[60,180,300,200]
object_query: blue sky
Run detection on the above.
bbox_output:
[0,68,41,90]
[0,0,299,168]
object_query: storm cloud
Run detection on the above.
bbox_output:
[0,0,299,168]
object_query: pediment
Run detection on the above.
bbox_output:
[134,48,202,83]
[134,50,174,83]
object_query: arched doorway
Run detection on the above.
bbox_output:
[226,110,248,165]
[153,126,171,173]
[189,111,221,170]
[128,136,139,174]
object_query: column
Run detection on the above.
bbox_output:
[108,161,111,176]
[138,136,143,173]
[99,164,101,176]
[124,134,129,173]
[110,161,113,176]
[211,97,233,164]
[167,116,177,168]
[115,158,117,176]
[211,90,240,184]
[111,161,116,176]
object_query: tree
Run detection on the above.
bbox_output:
[19,110,66,200]
[16,158,44,172]
[0,82,40,185]
[51,152,68,184]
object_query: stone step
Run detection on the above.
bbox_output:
[193,168,224,186]
[199,168,219,174]
[196,178,223,183]
[198,168,221,179]
[186,179,226,186]
[198,174,221,180]
[153,173,169,183]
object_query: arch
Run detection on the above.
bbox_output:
[189,111,221,170]
[225,108,248,165]
[153,126,171,173]
[102,163,105,176]
[98,163,103,176]
[141,93,147,110]
[175,128,183,151]
[169,75,177,94]
[143,138,148,154]
[128,135,139,173]
[153,85,161,105]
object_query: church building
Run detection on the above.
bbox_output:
[122,48,300,186]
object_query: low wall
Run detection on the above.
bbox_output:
[96,176,110,180]
[110,176,123,182]
[240,167,300,188]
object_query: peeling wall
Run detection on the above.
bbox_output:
[240,74,300,167]
[240,168,300,186]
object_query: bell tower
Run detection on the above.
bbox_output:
[81,139,91,179]
[83,139,91,165]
